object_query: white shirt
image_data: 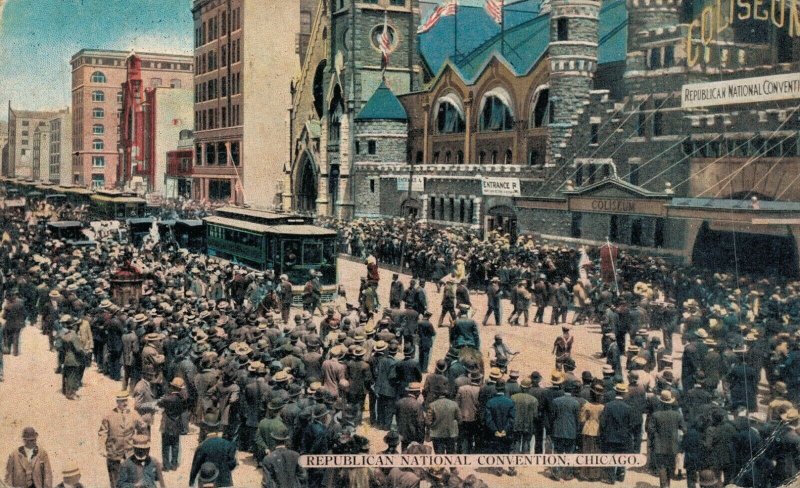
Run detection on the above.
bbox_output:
[24,447,34,462]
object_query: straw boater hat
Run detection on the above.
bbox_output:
[659,390,676,405]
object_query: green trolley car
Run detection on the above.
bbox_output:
[90,191,147,220]
[204,206,338,286]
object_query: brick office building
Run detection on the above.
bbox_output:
[70,49,193,189]
[165,130,196,200]
[5,105,68,180]
[191,0,304,206]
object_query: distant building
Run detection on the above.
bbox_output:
[70,49,194,189]
[119,53,194,195]
[5,105,68,180]
[29,110,72,185]
[191,0,300,207]
[165,130,195,200]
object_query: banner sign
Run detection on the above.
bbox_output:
[482,177,521,197]
[396,176,425,192]
[682,73,800,108]
[299,453,647,468]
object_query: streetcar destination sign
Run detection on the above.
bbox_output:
[682,73,800,108]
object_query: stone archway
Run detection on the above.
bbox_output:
[295,152,318,213]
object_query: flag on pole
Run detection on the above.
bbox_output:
[485,0,503,24]
[380,11,392,70]
[417,0,458,34]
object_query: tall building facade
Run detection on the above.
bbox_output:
[191,0,300,207]
[49,113,73,186]
[5,105,68,179]
[119,53,194,195]
[283,0,423,218]
[70,49,193,189]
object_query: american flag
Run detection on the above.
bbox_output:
[417,0,458,34]
[485,0,503,24]
[380,12,392,68]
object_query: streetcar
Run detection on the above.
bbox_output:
[204,206,338,288]
[90,191,147,220]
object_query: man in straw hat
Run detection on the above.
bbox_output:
[600,383,636,484]
[55,464,83,488]
[4,427,52,488]
[98,391,145,488]
[648,390,685,488]
[157,377,188,471]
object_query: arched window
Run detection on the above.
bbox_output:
[92,108,105,119]
[479,87,514,131]
[444,151,451,164]
[434,94,465,134]
[92,90,105,102]
[491,150,498,164]
[91,71,107,83]
[92,139,105,150]
[329,86,344,143]
[92,124,105,135]
[530,86,550,128]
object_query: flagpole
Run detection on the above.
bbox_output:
[454,2,459,62]
[606,237,620,296]
[500,0,505,57]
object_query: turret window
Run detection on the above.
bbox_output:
[368,140,377,155]
[557,18,569,41]
[530,86,550,128]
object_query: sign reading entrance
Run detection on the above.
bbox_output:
[482,177,521,197]
[682,73,800,108]
[397,176,425,192]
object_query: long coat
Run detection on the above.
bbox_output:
[395,395,425,444]
[427,398,460,439]
[599,398,635,449]
[5,446,53,488]
[189,436,238,487]
[648,408,685,455]
[262,447,307,488]
[550,393,581,440]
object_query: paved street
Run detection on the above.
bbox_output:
[0,258,671,488]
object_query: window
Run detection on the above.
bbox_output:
[117,91,124,103]
[92,107,104,119]
[91,174,105,189]
[444,151,452,164]
[21,130,29,137]
[390,0,406,5]
[91,71,107,83]
[479,151,486,164]
[479,90,514,131]
[663,45,675,68]
[557,18,569,41]
[630,219,643,246]
[654,219,666,247]
[20,149,27,155]
[416,151,423,163]
[92,139,104,150]
[609,215,619,241]
[221,11,228,35]
[92,156,105,167]
[93,124,104,135]
[652,104,664,136]
[370,180,375,193]
[457,151,464,164]
[528,149,542,166]
[571,213,582,238]
[355,141,361,154]
[429,197,436,219]
[648,48,661,69]
[590,123,599,144]
[151,78,162,87]
[530,88,550,127]
[636,102,646,137]
[170,79,182,88]
[21,141,28,147]
[435,96,466,133]
[576,163,584,186]
[21,121,29,126]
[196,144,203,166]
[505,149,513,164]
[92,90,105,102]
[629,164,640,186]
[491,150,498,164]
[459,199,465,222]
[371,25,395,50]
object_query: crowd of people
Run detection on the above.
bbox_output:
[0,212,798,488]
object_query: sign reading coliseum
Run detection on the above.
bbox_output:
[687,0,800,67]
[681,73,800,108]
[481,177,521,197]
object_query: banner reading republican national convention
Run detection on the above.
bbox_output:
[682,73,800,109]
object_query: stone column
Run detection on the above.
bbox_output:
[422,98,430,164]
[464,92,473,163]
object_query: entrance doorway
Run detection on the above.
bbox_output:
[401,199,420,219]
[692,222,799,277]
[296,154,318,213]
[486,206,518,241]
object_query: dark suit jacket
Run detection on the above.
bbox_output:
[189,436,238,487]
[262,447,307,488]
[395,395,425,443]
[600,398,635,449]
[551,393,581,440]
[648,408,685,455]
[485,394,516,434]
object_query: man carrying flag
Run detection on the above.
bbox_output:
[418,0,458,34]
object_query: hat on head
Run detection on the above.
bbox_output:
[489,367,503,380]
[268,397,286,411]
[270,424,291,441]
[307,381,322,394]
[143,332,160,343]
[115,390,130,400]
[373,340,388,352]
[659,389,676,404]
[21,427,38,440]
[312,404,328,419]
[614,383,628,394]
[48,290,61,298]
[781,408,799,423]
[694,328,709,339]
[602,364,615,375]
[132,434,150,449]
[272,370,291,383]
[133,313,148,324]
[197,462,219,484]
[550,370,564,385]
[62,464,81,479]
[697,470,718,487]
[520,378,532,388]
[169,377,185,389]
[406,382,422,392]
[592,383,605,395]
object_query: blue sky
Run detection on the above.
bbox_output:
[0,0,193,121]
